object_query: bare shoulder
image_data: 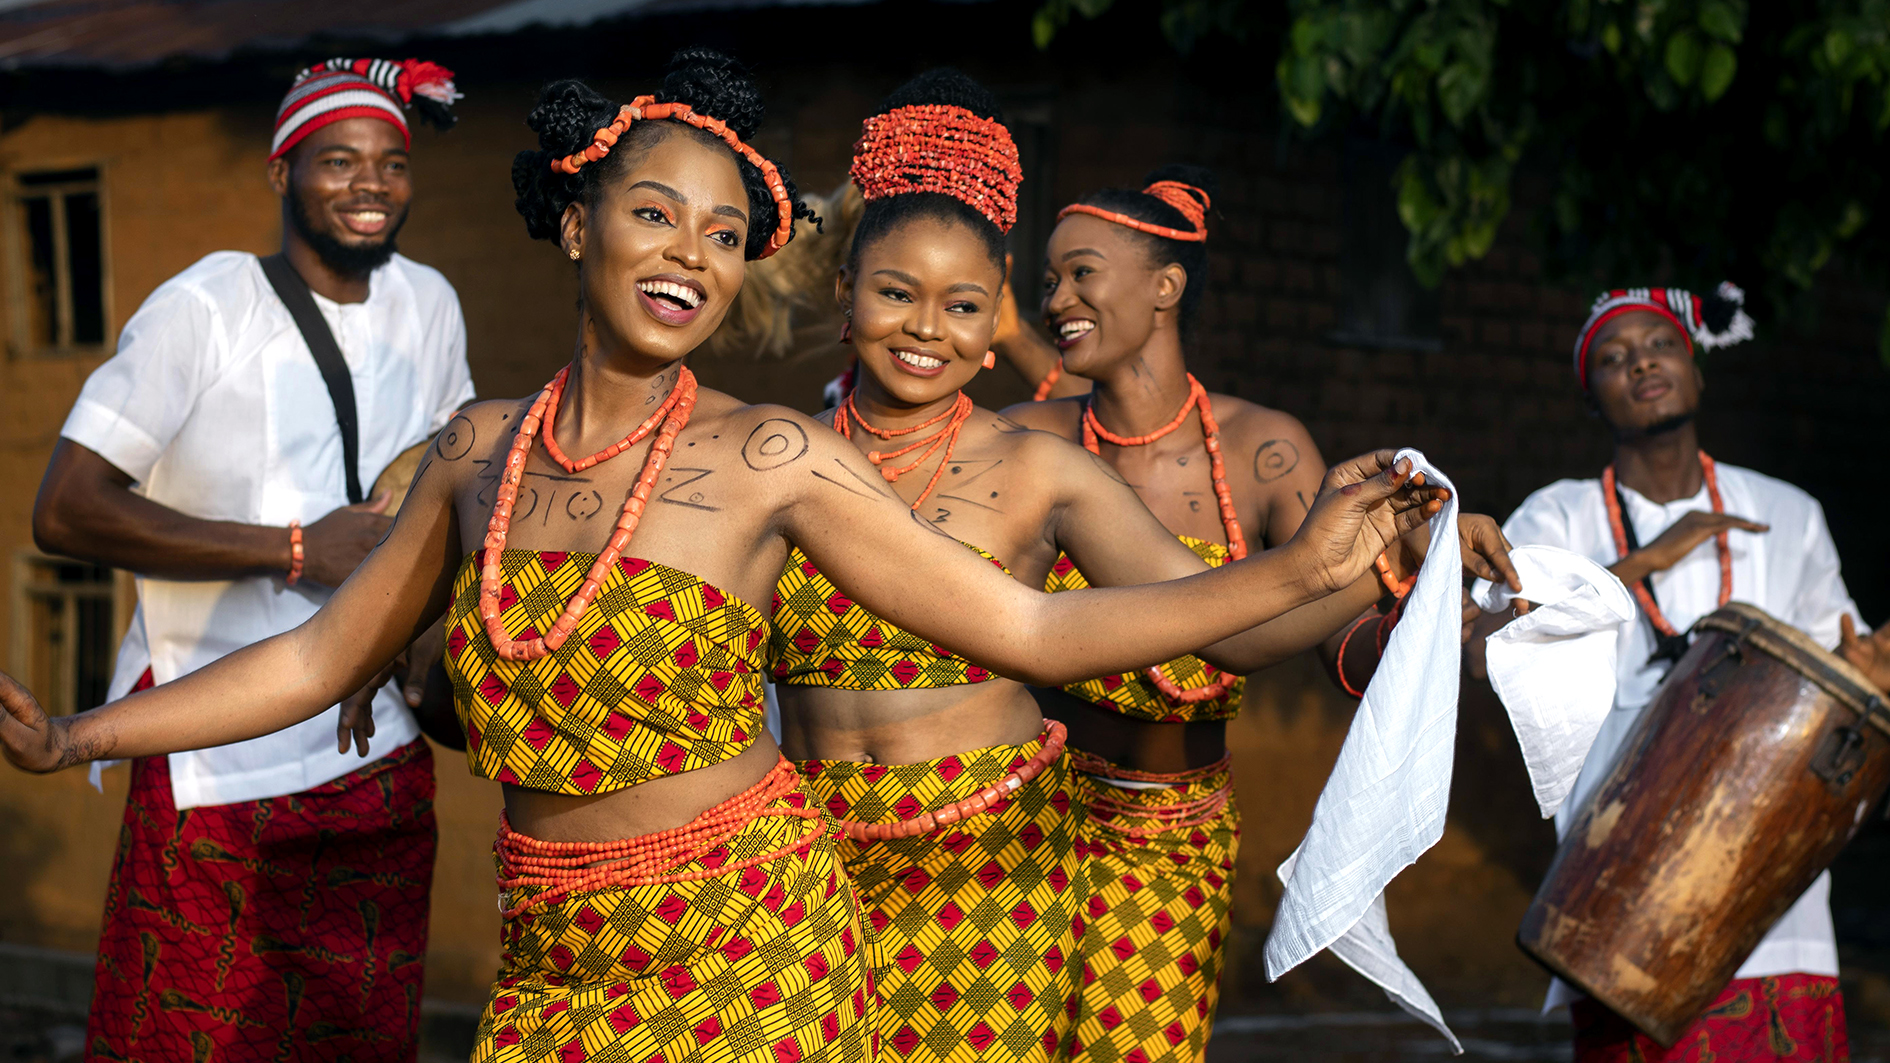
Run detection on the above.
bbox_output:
[971,406,1129,490]
[688,392,845,471]
[1205,394,1323,483]
[430,396,530,466]
[997,395,1083,439]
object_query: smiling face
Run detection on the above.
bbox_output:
[1040,213,1186,375]
[1585,309,1705,436]
[270,116,412,274]
[560,129,750,364]
[840,215,1005,406]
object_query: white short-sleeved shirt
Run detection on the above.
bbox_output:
[62,251,474,809]
[1503,462,1864,995]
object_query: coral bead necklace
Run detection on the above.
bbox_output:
[478,363,697,662]
[1083,373,1246,704]
[835,389,975,509]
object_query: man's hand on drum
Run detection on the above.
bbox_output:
[1611,510,1768,587]
[1838,615,1890,695]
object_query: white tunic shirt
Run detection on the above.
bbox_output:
[62,251,473,809]
[1503,462,1864,992]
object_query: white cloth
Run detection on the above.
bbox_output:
[1469,545,1636,818]
[1265,449,1463,1050]
[63,251,473,809]
[1503,463,1865,1004]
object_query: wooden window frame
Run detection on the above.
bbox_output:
[9,552,123,717]
[4,160,113,359]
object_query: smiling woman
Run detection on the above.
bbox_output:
[0,47,1454,1063]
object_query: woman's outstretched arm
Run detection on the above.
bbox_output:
[774,424,1443,686]
[1,441,464,773]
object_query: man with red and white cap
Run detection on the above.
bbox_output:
[1491,284,1890,1061]
[31,58,470,1059]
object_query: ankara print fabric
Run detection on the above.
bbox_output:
[1042,536,1245,723]
[799,729,1085,1062]
[1067,762,1238,1063]
[769,543,1008,690]
[1572,974,1849,1063]
[475,794,875,1063]
[445,550,770,795]
[87,725,437,1062]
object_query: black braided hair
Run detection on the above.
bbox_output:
[511,48,816,260]
[1069,164,1217,332]
[846,68,1009,274]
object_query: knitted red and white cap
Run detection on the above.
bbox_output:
[1572,282,1755,389]
[270,58,462,161]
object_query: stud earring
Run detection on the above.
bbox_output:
[568,246,581,261]
[982,349,997,370]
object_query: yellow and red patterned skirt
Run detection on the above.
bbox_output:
[1571,973,1849,1062]
[1067,751,1238,1063]
[476,759,875,1063]
[798,726,1085,1063]
[88,674,437,1062]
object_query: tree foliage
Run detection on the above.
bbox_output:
[1035,0,1890,361]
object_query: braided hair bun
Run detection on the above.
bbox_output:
[1067,164,1218,331]
[846,68,1016,272]
[511,48,815,259]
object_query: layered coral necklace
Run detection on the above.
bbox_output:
[1083,373,1247,703]
[478,363,697,662]
[835,389,974,509]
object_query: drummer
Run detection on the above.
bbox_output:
[1491,284,1890,1061]
[28,59,472,1057]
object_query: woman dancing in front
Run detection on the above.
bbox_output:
[0,51,1447,1063]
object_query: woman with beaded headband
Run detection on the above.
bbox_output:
[996,173,1518,1062]
[0,50,1453,1063]
[775,72,1521,1063]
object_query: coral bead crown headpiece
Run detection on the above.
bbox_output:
[849,104,1023,233]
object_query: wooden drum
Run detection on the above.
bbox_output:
[1518,602,1888,1044]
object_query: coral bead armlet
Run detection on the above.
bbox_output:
[285,521,305,586]
[1081,373,1246,704]
[478,364,698,662]
[549,95,796,259]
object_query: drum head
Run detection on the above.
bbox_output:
[1697,602,1883,726]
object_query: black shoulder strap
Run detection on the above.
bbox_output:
[1612,479,1692,668]
[259,253,363,504]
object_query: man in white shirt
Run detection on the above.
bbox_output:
[1499,284,1890,1062]
[30,57,471,1060]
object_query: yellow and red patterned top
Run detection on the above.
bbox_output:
[443,550,769,795]
[1043,535,1245,722]
[769,544,1008,689]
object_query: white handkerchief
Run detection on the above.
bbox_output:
[1264,448,1461,1049]
[1470,545,1635,818]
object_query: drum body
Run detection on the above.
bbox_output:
[1518,603,1888,1045]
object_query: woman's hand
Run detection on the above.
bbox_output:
[1290,452,1448,595]
[0,671,75,773]
[1457,514,1522,594]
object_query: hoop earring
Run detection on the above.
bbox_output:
[981,350,997,369]
[839,309,853,345]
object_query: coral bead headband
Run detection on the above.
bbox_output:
[850,104,1023,233]
[1057,179,1210,242]
[550,95,795,259]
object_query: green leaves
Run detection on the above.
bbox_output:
[1031,0,1890,365]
